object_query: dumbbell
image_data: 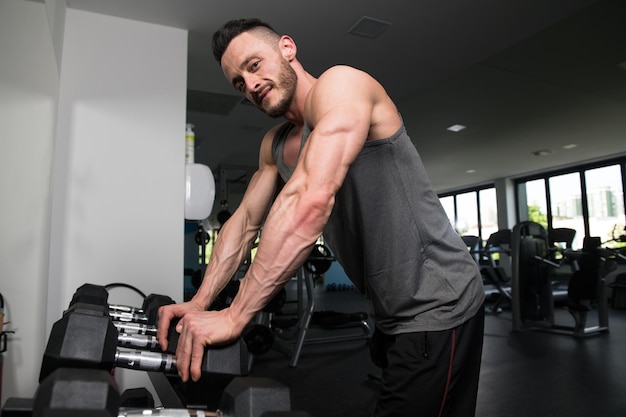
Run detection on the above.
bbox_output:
[30,367,311,417]
[70,283,174,325]
[39,303,250,384]
[70,284,274,356]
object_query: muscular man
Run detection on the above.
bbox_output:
[158,18,485,416]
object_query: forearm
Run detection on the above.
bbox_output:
[228,184,333,328]
[192,211,261,309]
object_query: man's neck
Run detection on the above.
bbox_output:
[282,68,316,127]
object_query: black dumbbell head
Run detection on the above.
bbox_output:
[33,367,120,417]
[119,387,155,409]
[40,309,118,382]
[219,377,291,417]
[201,338,250,376]
[69,283,109,308]
[242,324,274,355]
[142,294,175,325]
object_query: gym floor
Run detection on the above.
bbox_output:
[247,278,626,417]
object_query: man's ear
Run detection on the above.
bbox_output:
[279,35,297,61]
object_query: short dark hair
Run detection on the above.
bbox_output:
[212,18,278,62]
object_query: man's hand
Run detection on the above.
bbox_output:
[157,300,204,351]
[170,308,240,382]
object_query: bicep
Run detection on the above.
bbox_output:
[298,108,369,196]
[295,72,376,195]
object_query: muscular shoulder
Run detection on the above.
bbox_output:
[306,65,401,139]
[313,65,382,97]
[318,65,372,82]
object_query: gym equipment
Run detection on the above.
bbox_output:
[303,244,333,275]
[39,302,249,383]
[34,368,119,417]
[263,287,287,314]
[70,283,174,325]
[241,324,274,356]
[271,251,372,367]
[478,229,513,313]
[209,280,241,311]
[185,163,215,221]
[511,221,612,337]
[28,367,309,417]
[119,387,155,409]
[73,284,273,356]
[609,272,626,309]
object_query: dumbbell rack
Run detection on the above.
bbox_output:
[271,266,372,367]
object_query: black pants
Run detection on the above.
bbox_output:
[373,304,485,417]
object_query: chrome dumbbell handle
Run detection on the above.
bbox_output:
[115,349,177,374]
[118,409,217,416]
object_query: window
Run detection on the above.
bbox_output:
[479,187,498,241]
[518,178,548,228]
[457,191,479,236]
[440,195,455,229]
[549,173,584,249]
[585,165,625,247]
[515,158,626,250]
[439,185,498,245]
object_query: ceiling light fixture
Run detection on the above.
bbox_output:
[531,149,553,156]
[447,124,466,132]
[466,169,476,174]
[562,144,578,150]
[348,16,391,39]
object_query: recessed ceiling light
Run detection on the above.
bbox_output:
[562,144,578,150]
[447,124,466,132]
[466,169,476,174]
[348,16,391,39]
[531,149,553,156]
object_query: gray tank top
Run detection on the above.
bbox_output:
[272,121,484,333]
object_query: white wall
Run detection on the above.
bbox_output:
[0,0,60,403]
[0,0,188,403]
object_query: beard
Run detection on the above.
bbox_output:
[258,59,298,118]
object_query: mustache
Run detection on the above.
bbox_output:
[252,82,274,105]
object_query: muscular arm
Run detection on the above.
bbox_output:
[192,136,279,309]
[157,129,279,350]
[227,66,397,328]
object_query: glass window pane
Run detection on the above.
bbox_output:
[585,165,625,247]
[456,191,478,236]
[549,173,585,249]
[521,179,548,229]
[439,196,455,230]
[479,188,498,243]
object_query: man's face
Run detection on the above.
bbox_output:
[221,32,297,118]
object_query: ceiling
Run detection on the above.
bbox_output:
[66,0,626,193]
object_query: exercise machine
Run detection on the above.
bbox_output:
[511,221,612,337]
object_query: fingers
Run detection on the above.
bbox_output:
[156,305,173,351]
[190,335,206,382]
[174,316,205,382]
[175,320,191,382]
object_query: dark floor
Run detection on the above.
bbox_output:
[247,280,626,417]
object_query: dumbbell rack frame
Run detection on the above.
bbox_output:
[271,266,372,367]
